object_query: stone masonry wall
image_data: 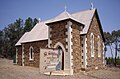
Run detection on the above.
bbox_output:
[23,40,48,67]
[48,20,83,74]
[48,21,68,70]
[71,21,82,73]
[49,21,67,48]
[48,20,74,73]
[86,14,104,70]
[80,35,86,69]
[16,46,22,66]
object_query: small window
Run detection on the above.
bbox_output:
[81,44,84,47]
[82,50,83,53]
[29,46,34,60]
[91,33,94,57]
[82,62,83,65]
[98,35,101,57]
[82,56,83,59]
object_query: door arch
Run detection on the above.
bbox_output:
[58,46,64,70]
[54,42,65,70]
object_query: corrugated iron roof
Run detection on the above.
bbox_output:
[15,9,96,46]
[15,32,29,46]
[46,11,84,25]
[21,22,48,43]
[72,9,96,34]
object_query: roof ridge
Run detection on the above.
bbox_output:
[45,10,84,25]
[72,8,96,15]
[16,8,98,46]
[64,11,71,17]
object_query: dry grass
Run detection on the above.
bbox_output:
[0,58,120,79]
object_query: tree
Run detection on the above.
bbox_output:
[104,32,113,58]
[33,18,39,26]
[24,17,38,32]
[1,18,24,59]
[14,18,24,41]
[111,30,120,66]
[0,17,38,59]
[0,30,3,56]
[24,17,33,32]
[2,27,10,58]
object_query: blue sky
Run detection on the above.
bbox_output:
[0,0,120,32]
[0,0,120,57]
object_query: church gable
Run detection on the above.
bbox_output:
[86,11,104,69]
[87,10,104,42]
[72,9,96,34]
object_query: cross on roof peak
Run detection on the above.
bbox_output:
[64,5,67,12]
[38,18,41,22]
[90,2,94,10]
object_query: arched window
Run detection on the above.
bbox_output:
[98,35,101,57]
[90,33,94,57]
[29,46,34,60]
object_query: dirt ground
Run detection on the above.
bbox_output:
[0,58,120,79]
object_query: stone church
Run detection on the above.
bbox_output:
[15,8,105,75]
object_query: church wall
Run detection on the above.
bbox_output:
[16,46,22,66]
[71,21,82,73]
[80,35,87,69]
[48,21,70,70]
[48,21,67,48]
[86,14,104,70]
[48,20,84,74]
[21,40,48,67]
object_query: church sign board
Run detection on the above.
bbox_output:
[39,48,62,73]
